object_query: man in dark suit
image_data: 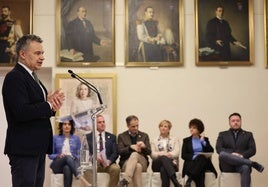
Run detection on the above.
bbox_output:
[65,6,106,62]
[86,114,120,187]
[216,112,264,187]
[117,115,151,187]
[206,5,242,61]
[2,34,65,187]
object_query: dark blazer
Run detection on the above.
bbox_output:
[181,136,214,177]
[216,129,256,159]
[2,63,54,156]
[87,131,118,163]
[206,17,236,48]
[206,17,237,61]
[66,18,101,59]
[117,130,151,168]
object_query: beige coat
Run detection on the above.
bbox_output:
[150,136,180,168]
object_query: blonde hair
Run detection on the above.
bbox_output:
[75,83,91,98]
[158,120,172,129]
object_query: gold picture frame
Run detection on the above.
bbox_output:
[55,73,117,135]
[0,0,33,66]
[56,0,115,67]
[125,0,184,67]
[265,0,268,68]
[195,0,254,66]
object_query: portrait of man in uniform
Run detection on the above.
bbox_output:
[0,1,32,65]
[126,0,183,67]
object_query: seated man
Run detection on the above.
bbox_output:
[86,115,120,187]
[216,113,264,187]
[117,115,151,187]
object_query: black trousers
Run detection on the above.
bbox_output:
[152,156,178,187]
[185,155,217,187]
[8,154,46,187]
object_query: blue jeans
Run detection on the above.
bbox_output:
[219,151,252,187]
[50,156,79,187]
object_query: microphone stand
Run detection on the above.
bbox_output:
[68,70,105,187]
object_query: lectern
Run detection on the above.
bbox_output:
[68,70,106,187]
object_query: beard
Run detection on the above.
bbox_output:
[1,14,8,19]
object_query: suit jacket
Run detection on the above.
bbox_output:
[117,130,151,168]
[66,18,101,57]
[206,17,236,49]
[2,63,54,156]
[181,136,214,177]
[87,131,118,163]
[216,129,256,159]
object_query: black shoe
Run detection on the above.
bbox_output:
[185,177,192,187]
[252,161,264,172]
[174,183,182,187]
[117,178,129,187]
[170,174,182,187]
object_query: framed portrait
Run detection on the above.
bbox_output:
[195,0,254,66]
[0,0,33,66]
[55,73,117,135]
[125,0,184,67]
[56,0,115,67]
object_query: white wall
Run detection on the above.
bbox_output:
[1,0,268,186]
[0,74,11,187]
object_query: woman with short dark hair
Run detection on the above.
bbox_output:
[182,118,217,187]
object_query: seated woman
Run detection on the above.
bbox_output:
[150,120,182,187]
[181,118,217,187]
[48,120,91,187]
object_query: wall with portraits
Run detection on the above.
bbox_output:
[0,0,268,186]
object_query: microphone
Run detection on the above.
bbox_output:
[68,70,76,78]
[68,70,103,105]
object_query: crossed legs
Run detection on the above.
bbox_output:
[219,151,253,187]
[121,152,148,187]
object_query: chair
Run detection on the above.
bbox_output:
[151,172,183,187]
[120,172,151,187]
[51,172,110,187]
[50,173,83,187]
[219,172,247,187]
[183,172,217,187]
